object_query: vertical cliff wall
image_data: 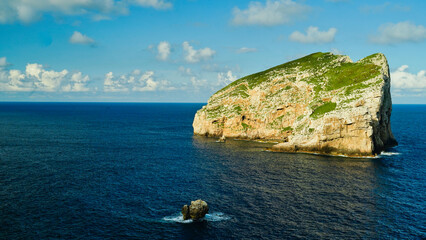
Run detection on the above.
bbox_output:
[193,52,397,157]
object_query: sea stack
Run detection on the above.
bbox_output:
[182,200,209,221]
[193,52,397,157]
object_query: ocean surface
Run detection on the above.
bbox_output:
[0,103,424,239]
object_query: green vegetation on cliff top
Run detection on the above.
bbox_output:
[214,52,381,97]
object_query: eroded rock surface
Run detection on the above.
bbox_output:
[182,200,209,220]
[193,52,397,157]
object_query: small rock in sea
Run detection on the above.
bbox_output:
[181,199,209,220]
[218,135,226,142]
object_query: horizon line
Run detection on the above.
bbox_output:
[0,101,424,105]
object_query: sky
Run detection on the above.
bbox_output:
[0,0,425,103]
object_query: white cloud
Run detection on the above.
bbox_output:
[182,41,215,63]
[104,72,128,92]
[26,63,68,92]
[231,0,311,26]
[104,69,172,92]
[237,47,257,53]
[289,26,337,44]
[391,65,426,93]
[217,71,238,86]
[132,69,141,75]
[370,21,426,44]
[69,31,96,46]
[3,69,32,91]
[190,76,207,89]
[130,0,172,10]
[132,71,158,92]
[178,64,235,90]
[0,0,172,24]
[0,60,91,92]
[157,41,171,61]
[62,72,90,92]
[0,57,8,68]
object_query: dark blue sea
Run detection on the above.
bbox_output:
[0,103,425,239]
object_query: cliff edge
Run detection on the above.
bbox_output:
[193,52,397,157]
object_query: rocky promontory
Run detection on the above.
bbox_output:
[193,52,397,157]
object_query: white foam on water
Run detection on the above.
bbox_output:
[379,151,401,156]
[162,212,230,223]
[204,212,231,222]
[162,214,193,224]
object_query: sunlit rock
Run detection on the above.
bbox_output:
[182,199,209,221]
[193,52,397,157]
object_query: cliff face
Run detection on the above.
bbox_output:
[193,52,397,157]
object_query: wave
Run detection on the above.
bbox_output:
[379,151,401,156]
[162,214,193,224]
[162,212,230,223]
[205,212,231,222]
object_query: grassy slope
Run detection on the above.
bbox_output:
[204,52,382,120]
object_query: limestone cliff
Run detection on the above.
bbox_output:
[193,52,397,157]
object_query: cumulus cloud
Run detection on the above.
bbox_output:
[231,0,311,26]
[289,26,337,44]
[26,63,68,92]
[182,41,215,63]
[370,21,426,44]
[0,0,172,24]
[104,72,127,92]
[1,69,32,91]
[217,71,238,86]
[104,69,173,92]
[157,41,171,61]
[391,66,426,94]
[237,47,257,53]
[69,31,96,46]
[62,72,90,92]
[0,58,91,92]
[190,76,207,89]
[132,71,158,92]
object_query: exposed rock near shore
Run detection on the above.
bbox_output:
[182,200,209,220]
[193,52,397,157]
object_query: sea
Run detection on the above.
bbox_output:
[0,103,424,239]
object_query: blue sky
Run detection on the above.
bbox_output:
[0,0,425,103]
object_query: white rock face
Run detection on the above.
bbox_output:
[193,52,397,157]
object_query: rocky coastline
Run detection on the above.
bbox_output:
[193,52,397,157]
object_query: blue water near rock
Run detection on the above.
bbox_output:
[0,103,424,239]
